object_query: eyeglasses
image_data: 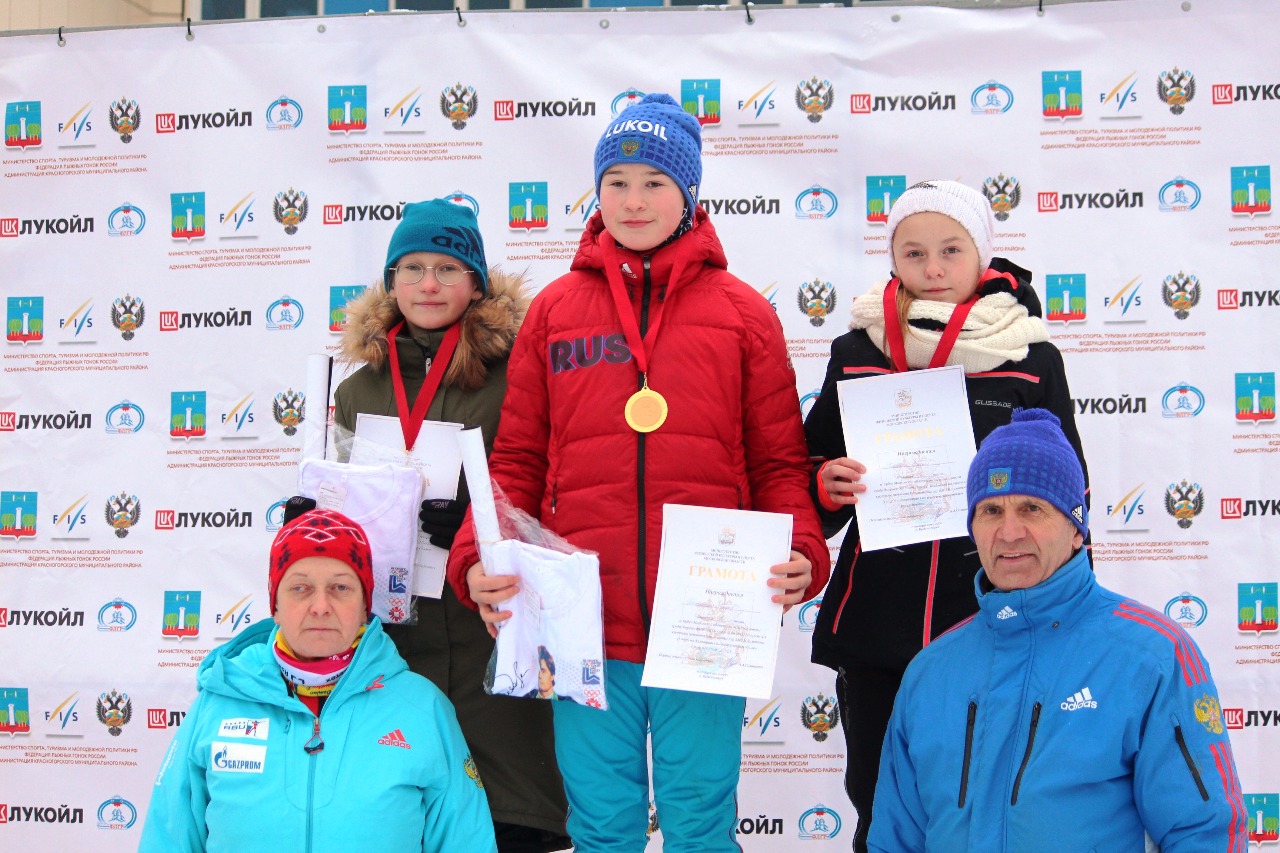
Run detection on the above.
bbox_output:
[389,262,474,287]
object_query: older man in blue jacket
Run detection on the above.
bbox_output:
[870,409,1246,852]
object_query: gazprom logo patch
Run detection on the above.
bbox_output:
[211,741,266,773]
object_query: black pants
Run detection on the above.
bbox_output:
[836,664,907,853]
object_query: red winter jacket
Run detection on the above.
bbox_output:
[448,210,829,663]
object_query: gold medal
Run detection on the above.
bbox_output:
[624,378,668,433]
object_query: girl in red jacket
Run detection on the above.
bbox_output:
[803,180,1086,853]
[447,93,829,851]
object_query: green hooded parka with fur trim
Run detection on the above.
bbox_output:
[332,270,569,842]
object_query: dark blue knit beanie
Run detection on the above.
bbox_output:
[383,199,488,294]
[967,408,1088,538]
[594,93,703,216]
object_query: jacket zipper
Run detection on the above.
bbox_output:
[958,700,977,807]
[636,255,653,634]
[1174,724,1210,801]
[305,715,320,853]
[551,480,557,515]
[1010,702,1042,805]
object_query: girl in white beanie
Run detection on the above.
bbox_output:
[802,179,1088,853]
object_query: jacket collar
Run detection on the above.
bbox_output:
[571,207,728,290]
[974,547,1095,634]
[196,617,402,713]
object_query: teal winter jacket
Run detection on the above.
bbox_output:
[139,617,496,853]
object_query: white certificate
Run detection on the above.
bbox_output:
[641,504,791,699]
[836,364,977,552]
[351,413,464,598]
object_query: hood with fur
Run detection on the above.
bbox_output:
[337,269,529,392]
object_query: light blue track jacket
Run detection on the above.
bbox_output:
[871,549,1247,853]
[139,617,496,853]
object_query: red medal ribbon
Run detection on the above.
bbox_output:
[385,320,461,452]
[600,236,689,377]
[883,277,979,373]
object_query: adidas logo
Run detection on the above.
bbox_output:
[377,728,412,749]
[1060,687,1098,711]
[620,262,638,279]
[996,605,1018,620]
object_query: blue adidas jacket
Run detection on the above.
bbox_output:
[139,618,496,853]
[870,549,1246,852]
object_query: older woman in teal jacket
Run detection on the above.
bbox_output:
[139,509,495,853]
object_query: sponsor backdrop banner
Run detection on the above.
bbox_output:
[1,0,1277,846]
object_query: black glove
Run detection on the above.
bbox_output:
[282,495,317,525]
[419,498,466,551]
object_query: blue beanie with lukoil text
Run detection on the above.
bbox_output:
[593,93,703,216]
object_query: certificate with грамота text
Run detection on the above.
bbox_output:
[641,504,792,699]
[835,364,977,552]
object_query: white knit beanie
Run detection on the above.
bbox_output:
[886,180,994,273]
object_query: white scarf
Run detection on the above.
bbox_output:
[849,281,1049,373]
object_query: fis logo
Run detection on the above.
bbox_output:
[58,102,93,146]
[743,696,784,743]
[385,86,426,131]
[218,192,257,238]
[215,595,253,638]
[44,692,82,735]
[58,297,96,344]
[563,189,599,233]
[1106,485,1148,532]
[1102,276,1143,323]
[52,494,91,540]
[221,392,258,439]
[738,82,778,126]
[1098,72,1140,117]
